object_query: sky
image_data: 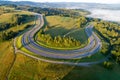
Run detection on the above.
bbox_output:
[8,0,120,4]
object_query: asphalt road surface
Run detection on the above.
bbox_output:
[18,14,102,59]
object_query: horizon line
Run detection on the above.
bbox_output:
[3,0,120,5]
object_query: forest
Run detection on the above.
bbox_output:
[15,5,90,17]
[94,21,120,63]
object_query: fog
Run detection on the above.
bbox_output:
[87,9,120,22]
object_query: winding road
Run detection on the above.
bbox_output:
[15,14,104,66]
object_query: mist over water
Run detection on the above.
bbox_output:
[87,9,120,22]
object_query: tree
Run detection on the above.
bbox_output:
[103,61,114,69]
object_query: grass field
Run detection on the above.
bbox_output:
[0,9,34,24]
[65,28,88,43]
[44,16,88,42]
[6,51,120,80]
[46,16,79,29]
[8,53,74,80]
[0,6,15,15]
[44,27,71,37]
[0,13,14,23]
[8,53,120,80]
[0,41,15,80]
[0,6,36,79]
[62,64,120,80]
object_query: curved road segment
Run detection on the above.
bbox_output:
[16,14,102,60]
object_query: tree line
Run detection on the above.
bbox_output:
[16,6,82,17]
[37,30,81,49]
[0,14,34,41]
[94,21,120,63]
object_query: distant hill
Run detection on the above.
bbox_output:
[0,1,120,10]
